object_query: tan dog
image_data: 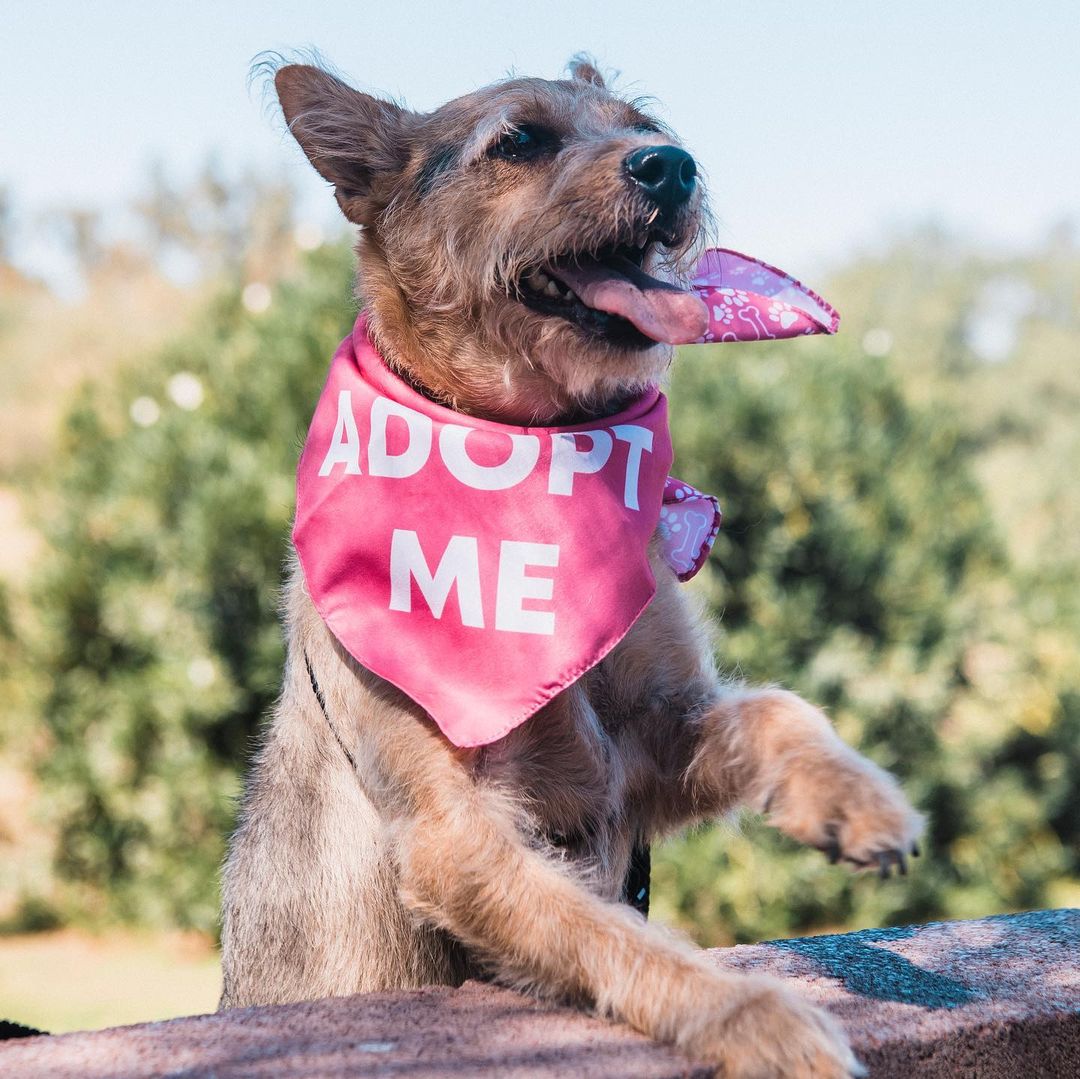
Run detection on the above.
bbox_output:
[219,57,922,1077]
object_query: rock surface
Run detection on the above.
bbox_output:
[2,909,1077,1077]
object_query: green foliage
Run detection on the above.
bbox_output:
[655,336,1076,942]
[652,234,1080,943]
[28,243,356,931]
[16,232,1080,942]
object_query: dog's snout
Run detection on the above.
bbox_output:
[624,145,697,212]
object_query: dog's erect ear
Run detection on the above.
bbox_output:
[275,64,409,225]
[567,55,606,89]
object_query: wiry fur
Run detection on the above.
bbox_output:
[220,58,923,1077]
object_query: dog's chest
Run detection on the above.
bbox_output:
[478,663,656,859]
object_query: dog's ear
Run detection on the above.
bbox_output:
[567,55,606,89]
[275,64,410,226]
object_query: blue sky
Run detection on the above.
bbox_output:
[4,1,1078,286]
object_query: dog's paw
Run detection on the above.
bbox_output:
[682,978,863,1078]
[764,742,923,876]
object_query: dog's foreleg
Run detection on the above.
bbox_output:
[684,687,923,872]
[315,690,857,1073]
[407,739,865,1072]
[397,782,865,1074]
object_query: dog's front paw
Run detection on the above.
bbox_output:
[764,742,923,877]
[683,978,863,1078]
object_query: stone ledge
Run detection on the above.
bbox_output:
[2,910,1077,1077]
[713,908,1079,1077]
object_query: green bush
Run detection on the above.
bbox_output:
[30,243,356,930]
[21,239,1080,940]
[655,339,1076,942]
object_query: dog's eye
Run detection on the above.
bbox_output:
[490,125,559,161]
[632,120,663,135]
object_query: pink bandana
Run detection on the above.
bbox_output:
[693,248,840,342]
[294,249,836,747]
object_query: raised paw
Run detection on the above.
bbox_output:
[763,742,923,876]
[683,977,864,1078]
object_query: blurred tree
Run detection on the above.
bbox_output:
[650,232,1080,943]
[27,241,356,930]
[654,338,1074,942]
[828,226,1080,573]
[0,187,12,264]
[134,158,295,285]
[55,208,106,280]
[16,231,1080,941]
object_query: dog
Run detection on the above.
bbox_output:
[219,56,923,1077]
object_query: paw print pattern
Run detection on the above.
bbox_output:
[768,300,800,331]
[659,478,722,581]
[688,249,840,344]
[711,287,750,326]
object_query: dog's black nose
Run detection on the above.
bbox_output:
[624,145,697,211]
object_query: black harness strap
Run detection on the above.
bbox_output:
[304,652,357,771]
[623,843,652,918]
[0,1020,46,1041]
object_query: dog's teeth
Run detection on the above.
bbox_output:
[522,270,576,303]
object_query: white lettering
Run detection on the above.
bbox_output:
[318,390,363,476]
[368,397,433,478]
[548,430,613,496]
[495,541,559,635]
[388,530,484,628]
[612,425,654,510]
[439,426,540,491]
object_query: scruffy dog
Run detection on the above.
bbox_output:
[220,57,923,1077]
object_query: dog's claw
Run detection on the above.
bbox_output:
[818,825,842,865]
[872,849,910,880]
[911,841,921,858]
[816,841,841,865]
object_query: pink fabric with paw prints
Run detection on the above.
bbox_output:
[660,478,721,582]
[691,249,839,343]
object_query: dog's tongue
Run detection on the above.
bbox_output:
[551,255,708,345]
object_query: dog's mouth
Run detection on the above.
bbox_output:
[515,239,709,348]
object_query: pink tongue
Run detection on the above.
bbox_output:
[551,256,709,345]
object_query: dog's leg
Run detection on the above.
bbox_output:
[611,555,922,870]
[397,786,862,1076]
[302,650,860,1074]
[683,687,923,873]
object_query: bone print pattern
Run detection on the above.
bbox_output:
[659,477,721,581]
[691,248,840,343]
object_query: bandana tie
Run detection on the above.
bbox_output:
[294,249,836,747]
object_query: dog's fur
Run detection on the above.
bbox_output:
[219,57,923,1077]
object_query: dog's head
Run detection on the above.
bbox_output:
[274,57,709,422]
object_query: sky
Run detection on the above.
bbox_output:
[3,1,1079,288]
